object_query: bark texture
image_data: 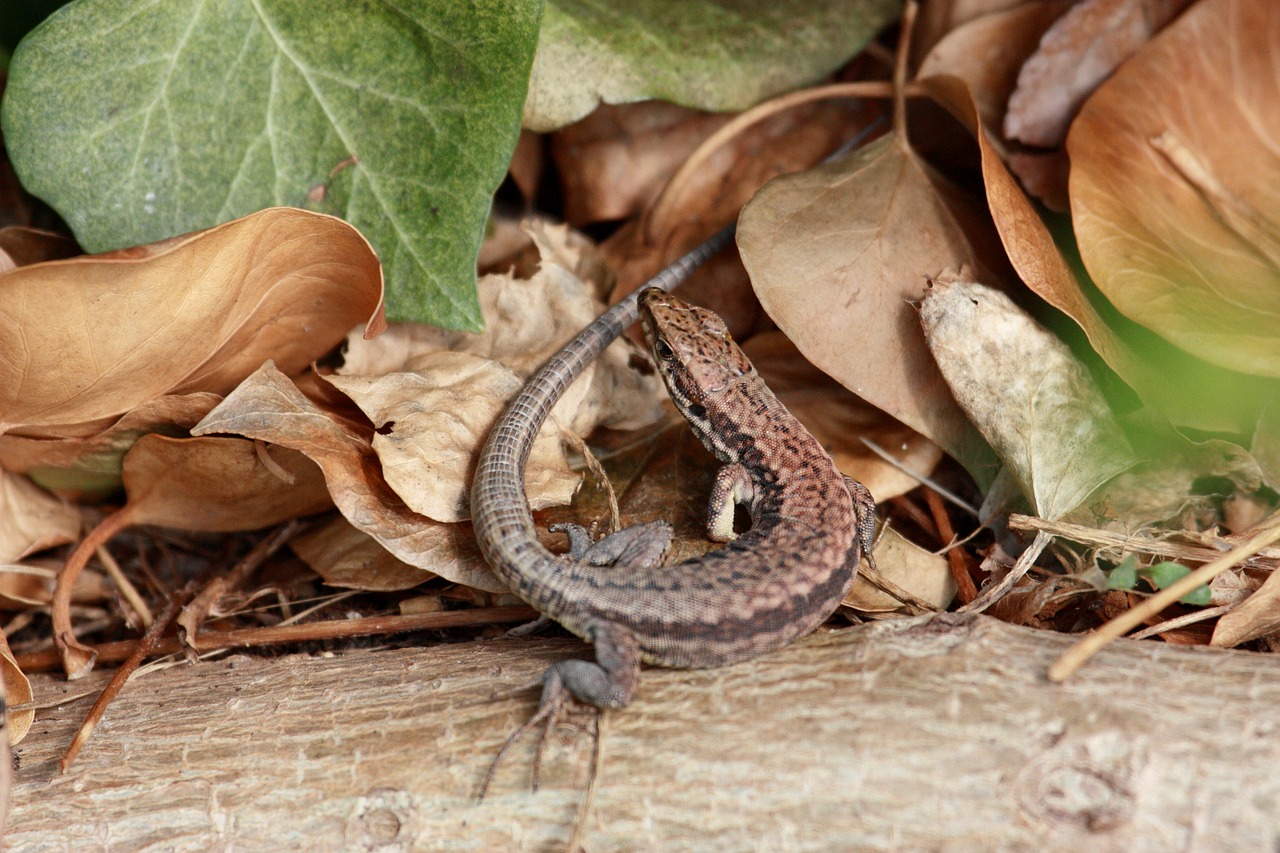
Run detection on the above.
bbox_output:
[7,612,1279,852]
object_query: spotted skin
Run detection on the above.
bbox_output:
[470,233,876,723]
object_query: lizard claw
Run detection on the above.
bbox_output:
[477,669,572,801]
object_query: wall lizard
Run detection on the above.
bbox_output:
[470,228,877,785]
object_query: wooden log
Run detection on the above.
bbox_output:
[7,613,1279,851]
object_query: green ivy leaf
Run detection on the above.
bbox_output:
[1106,555,1138,591]
[2,0,540,330]
[524,0,899,131]
[1140,561,1211,606]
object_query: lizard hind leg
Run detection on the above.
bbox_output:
[549,521,671,567]
[478,624,641,799]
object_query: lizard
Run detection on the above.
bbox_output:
[470,229,877,791]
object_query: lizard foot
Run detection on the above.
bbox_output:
[477,625,640,800]
[549,521,671,567]
[477,668,573,801]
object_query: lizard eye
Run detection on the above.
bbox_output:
[653,339,674,360]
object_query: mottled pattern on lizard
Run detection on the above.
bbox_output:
[471,265,875,721]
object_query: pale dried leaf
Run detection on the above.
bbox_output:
[343,221,664,436]
[920,277,1135,520]
[291,518,433,592]
[842,527,955,613]
[0,208,383,436]
[0,472,81,562]
[1211,568,1280,648]
[193,363,503,592]
[327,353,578,523]
[1069,0,1280,376]
[1005,0,1193,147]
[738,133,999,485]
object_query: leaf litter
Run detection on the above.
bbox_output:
[3,0,1280,779]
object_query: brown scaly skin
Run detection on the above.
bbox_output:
[471,265,875,734]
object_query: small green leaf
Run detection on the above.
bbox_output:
[525,0,900,131]
[1140,561,1211,606]
[1106,555,1138,591]
[2,0,541,330]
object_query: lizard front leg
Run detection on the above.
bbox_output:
[707,463,755,543]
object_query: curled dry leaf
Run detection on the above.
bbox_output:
[920,73,1272,434]
[742,332,942,500]
[344,220,664,438]
[0,393,222,498]
[291,517,433,592]
[737,131,1000,485]
[842,526,956,613]
[0,471,81,563]
[603,98,884,338]
[327,353,579,523]
[913,0,1031,61]
[0,629,33,745]
[0,226,79,268]
[116,435,333,532]
[332,221,668,525]
[551,102,733,226]
[0,562,110,609]
[1004,0,1193,148]
[917,0,1072,135]
[192,362,505,593]
[0,207,384,436]
[920,277,1135,521]
[1069,0,1280,377]
[1211,567,1280,649]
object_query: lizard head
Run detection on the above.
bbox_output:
[638,287,754,443]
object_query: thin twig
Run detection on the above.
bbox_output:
[15,606,539,673]
[1049,516,1280,681]
[923,488,978,604]
[959,530,1051,614]
[860,437,979,517]
[60,573,200,771]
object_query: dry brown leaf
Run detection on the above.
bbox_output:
[551,101,733,226]
[0,471,81,562]
[1005,0,1193,147]
[0,226,79,268]
[842,527,955,613]
[602,98,886,337]
[917,0,1072,133]
[291,517,432,592]
[327,353,579,523]
[508,129,545,204]
[913,0,1032,62]
[117,435,333,531]
[0,393,221,498]
[0,207,383,436]
[1211,568,1280,649]
[0,629,33,744]
[1069,0,1280,377]
[192,362,504,593]
[737,129,999,484]
[920,73,1274,434]
[0,562,109,608]
[742,332,942,500]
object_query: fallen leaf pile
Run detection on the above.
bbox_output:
[0,0,1277,771]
